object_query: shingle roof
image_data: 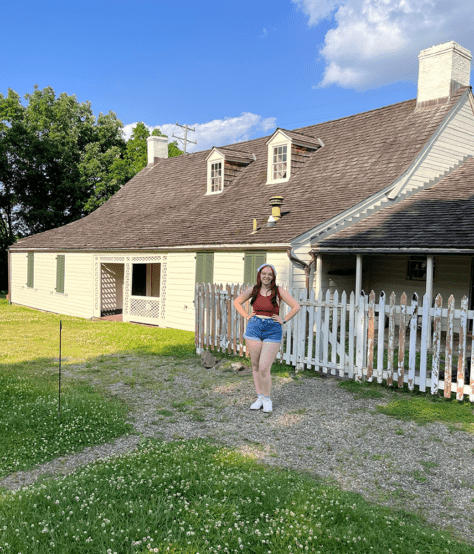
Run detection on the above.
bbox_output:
[316,156,474,252]
[10,88,468,251]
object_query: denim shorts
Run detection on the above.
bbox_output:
[244,316,282,343]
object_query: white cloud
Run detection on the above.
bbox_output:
[123,113,276,152]
[296,0,474,90]
[292,0,343,25]
[261,28,268,38]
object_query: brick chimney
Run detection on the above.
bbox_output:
[147,135,168,166]
[417,41,472,108]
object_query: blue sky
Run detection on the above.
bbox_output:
[2,0,473,152]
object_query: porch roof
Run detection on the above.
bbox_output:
[9,88,468,252]
[315,156,474,254]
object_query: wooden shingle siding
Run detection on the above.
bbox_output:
[223,161,246,189]
[290,144,314,176]
[10,252,94,319]
[56,255,65,294]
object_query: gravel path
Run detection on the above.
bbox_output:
[2,357,474,544]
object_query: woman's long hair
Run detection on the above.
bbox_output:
[250,265,279,306]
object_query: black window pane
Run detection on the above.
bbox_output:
[132,264,147,296]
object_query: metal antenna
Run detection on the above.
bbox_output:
[173,122,196,154]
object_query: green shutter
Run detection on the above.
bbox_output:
[196,252,214,284]
[244,252,266,285]
[27,253,34,288]
[56,255,65,293]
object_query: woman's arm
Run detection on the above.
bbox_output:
[272,287,301,324]
[233,287,255,320]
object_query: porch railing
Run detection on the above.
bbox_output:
[195,284,474,402]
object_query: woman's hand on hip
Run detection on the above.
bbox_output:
[272,315,284,324]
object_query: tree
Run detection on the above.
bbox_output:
[124,122,183,177]
[0,86,130,288]
[0,86,184,289]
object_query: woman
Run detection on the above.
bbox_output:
[233,264,300,413]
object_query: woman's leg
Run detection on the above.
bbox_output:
[246,339,263,394]
[257,342,281,397]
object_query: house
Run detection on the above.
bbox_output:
[8,41,474,332]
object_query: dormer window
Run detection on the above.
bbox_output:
[266,128,323,185]
[210,161,223,193]
[206,147,254,195]
[272,145,288,180]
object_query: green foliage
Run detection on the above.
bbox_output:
[1,439,472,553]
[377,396,474,431]
[0,88,183,288]
[124,122,183,178]
[0,373,132,479]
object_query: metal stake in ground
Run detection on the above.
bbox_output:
[58,320,62,418]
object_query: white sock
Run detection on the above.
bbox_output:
[263,396,271,401]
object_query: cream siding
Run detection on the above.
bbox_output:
[165,252,196,332]
[214,252,245,285]
[10,252,94,319]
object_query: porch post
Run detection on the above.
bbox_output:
[315,254,323,298]
[426,255,434,348]
[355,254,363,300]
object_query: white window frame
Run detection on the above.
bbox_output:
[206,151,225,195]
[209,161,223,193]
[266,135,291,184]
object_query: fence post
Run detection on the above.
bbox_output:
[398,292,407,388]
[348,292,355,379]
[419,293,430,392]
[367,291,375,382]
[444,295,455,398]
[431,294,442,396]
[457,296,468,400]
[339,291,347,378]
[376,291,385,384]
[408,293,418,391]
[195,284,200,354]
[355,292,365,382]
[387,292,396,387]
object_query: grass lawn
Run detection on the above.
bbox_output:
[1,299,474,553]
[1,439,473,554]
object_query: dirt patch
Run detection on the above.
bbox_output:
[273,413,305,427]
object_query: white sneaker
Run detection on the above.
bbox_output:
[250,397,263,410]
[262,398,273,413]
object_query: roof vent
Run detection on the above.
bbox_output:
[270,195,284,220]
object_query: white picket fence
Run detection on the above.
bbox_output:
[195,284,474,401]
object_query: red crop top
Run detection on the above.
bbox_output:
[252,290,280,316]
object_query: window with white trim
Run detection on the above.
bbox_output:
[209,161,223,193]
[272,145,287,180]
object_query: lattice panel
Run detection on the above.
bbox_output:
[94,257,99,311]
[95,256,126,314]
[161,261,167,318]
[124,258,131,315]
[99,257,125,262]
[130,298,161,319]
[132,256,162,262]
